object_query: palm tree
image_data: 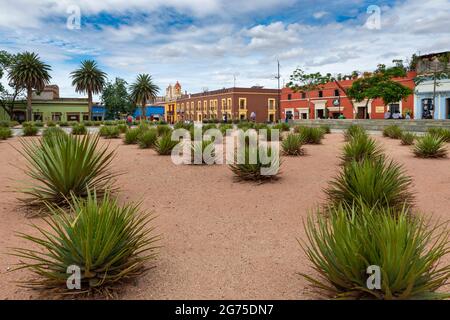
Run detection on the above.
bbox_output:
[8,52,51,121]
[129,74,160,122]
[71,60,107,120]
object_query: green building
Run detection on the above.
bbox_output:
[7,85,91,122]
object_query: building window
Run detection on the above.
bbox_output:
[222,99,226,110]
[52,112,62,121]
[239,98,247,109]
[389,103,400,114]
[268,99,276,110]
[227,98,232,109]
[318,91,323,98]
[334,89,340,97]
[288,94,292,100]
[33,112,43,121]
[301,92,306,99]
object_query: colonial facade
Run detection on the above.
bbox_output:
[164,81,182,123]
[176,87,280,123]
[415,79,450,120]
[281,72,416,120]
[12,85,89,122]
[414,51,450,120]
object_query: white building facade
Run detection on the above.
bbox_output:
[414,78,450,120]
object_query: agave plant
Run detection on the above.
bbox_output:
[229,144,281,182]
[155,132,179,155]
[117,124,128,134]
[344,125,366,141]
[273,123,290,132]
[99,126,120,139]
[42,127,67,140]
[71,124,87,135]
[298,127,325,144]
[137,128,157,149]
[18,133,116,210]
[202,123,217,133]
[301,204,450,300]
[400,132,416,146]
[413,134,448,158]
[156,124,172,137]
[428,128,450,142]
[219,124,233,136]
[320,125,331,134]
[22,125,39,136]
[325,157,414,211]
[282,133,305,156]
[0,127,12,140]
[46,121,56,127]
[341,133,383,164]
[124,128,141,145]
[190,140,216,165]
[383,125,403,139]
[12,191,159,294]
[259,127,283,142]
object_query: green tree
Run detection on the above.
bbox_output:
[129,74,160,122]
[0,51,25,120]
[408,53,420,72]
[102,78,135,119]
[346,64,413,119]
[287,69,332,118]
[71,60,107,119]
[8,52,51,121]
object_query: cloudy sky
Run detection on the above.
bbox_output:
[0,0,449,98]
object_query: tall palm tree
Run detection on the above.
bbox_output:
[8,52,51,121]
[71,60,107,120]
[129,74,160,121]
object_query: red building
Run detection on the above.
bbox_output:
[281,71,417,120]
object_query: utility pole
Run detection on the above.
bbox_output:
[276,60,281,122]
[432,61,438,119]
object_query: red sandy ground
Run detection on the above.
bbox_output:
[0,133,449,300]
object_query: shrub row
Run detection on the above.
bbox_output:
[300,129,449,299]
[13,133,158,295]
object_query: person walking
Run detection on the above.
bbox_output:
[127,114,133,127]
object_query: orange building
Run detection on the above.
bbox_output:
[281,71,417,120]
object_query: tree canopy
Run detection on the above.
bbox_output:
[347,64,413,107]
[5,51,51,120]
[101,78,135,119]
[287,69,332,93]
[0,51,23,118]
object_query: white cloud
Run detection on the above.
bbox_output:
[313,11,329,19]
[0,0,449,98]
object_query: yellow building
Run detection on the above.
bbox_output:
[165,101,178,123]
[164,81,182,124]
